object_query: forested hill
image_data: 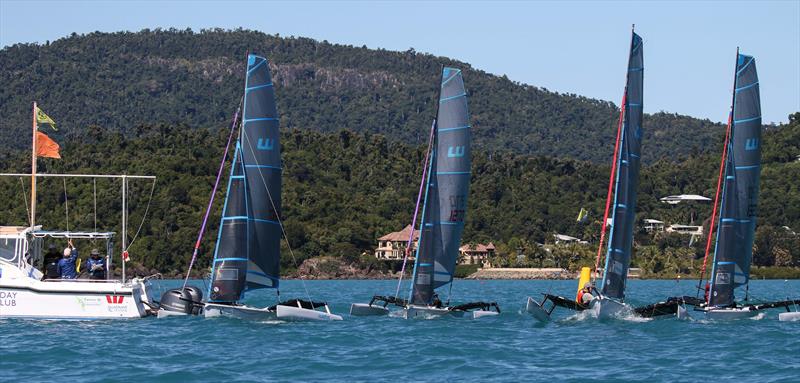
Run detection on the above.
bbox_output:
[1,114,798,274]
[1,28,726,163]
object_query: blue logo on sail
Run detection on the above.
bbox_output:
[447,146,465,158]
[745,138,758,151]
[257,138,274,151]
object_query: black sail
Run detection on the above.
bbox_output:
[411,67,471,305]
[709,53,762,307]
[601,32,643,300]
[209,54,281,303]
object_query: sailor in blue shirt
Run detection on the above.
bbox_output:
[57,241,79,279]
[86,248,106,280]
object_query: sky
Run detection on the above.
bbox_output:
[1,0,798,124]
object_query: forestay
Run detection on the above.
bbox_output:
[708,53,762,308]
[601,32,643,300]
[411,67,471,305]
[209,54,281,303]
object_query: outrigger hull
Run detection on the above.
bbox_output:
[349,303,390,316]
[779,312,800,322]
[695,307,759,321]
[591,297,630,319]
[203,302,343,321]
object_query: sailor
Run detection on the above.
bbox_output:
[42,243,62,280]
[86,248,106,280]
[577,282,596,305]
[432,293,443,308]
[57,241,79,279]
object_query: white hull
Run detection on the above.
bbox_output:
[203,303,277,320]
[276,304,343,321]
[403,305,454,319]
[350,303,390,316]
[591,297,629,319]
[779,312,800,322]
[694,306,759,320]
[0,262,150,319]
[525,297,552,322]
[204,302,343,321]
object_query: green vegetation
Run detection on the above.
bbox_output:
[1,30,798,278]
[1,28,728,163]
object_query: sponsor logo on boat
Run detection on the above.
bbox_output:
[76,297,102,311]
[105,295,129,313]
[0,291,17,307]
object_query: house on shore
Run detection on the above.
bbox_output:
[374,225,418,260]
[458,243,495,267]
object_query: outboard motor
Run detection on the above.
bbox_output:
[159,287,203,315]
[182,286,204,315]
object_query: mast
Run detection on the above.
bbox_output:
[600,27,644,300]
[31,102,37,229]
[699,47,739,300]
[121,175,127,283]
[707,49,761,308]
[408,65,445,303]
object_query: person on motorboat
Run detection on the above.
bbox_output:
[86,248,106,280]
[577,282,596,305]
[42,243,61,280]
[57,241,79,279]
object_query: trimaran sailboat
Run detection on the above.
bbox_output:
[350,67,500,319]
[672,50,800,320]
[157,53,342,321]
[526,28,680,321]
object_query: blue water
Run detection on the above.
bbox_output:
[2,279,799,382]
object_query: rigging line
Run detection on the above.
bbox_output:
[93,178,97,233]
[395,118,436,299]
[125,178,157,251]
[242,130,313,305]
[19,177,31,227]
[63,178,70,233]
[182,101,241,289]
[594,88,626,280]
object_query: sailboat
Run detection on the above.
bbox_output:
[526,28,668,321]
[679,51,800,320]
[350,67,500,319]
[158,53,341,321]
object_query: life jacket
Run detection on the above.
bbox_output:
[577,290,585,304]
[45,261,60,279]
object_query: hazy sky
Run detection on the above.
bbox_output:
[1,0,798,123]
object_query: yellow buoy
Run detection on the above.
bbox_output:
[576,267,591,302]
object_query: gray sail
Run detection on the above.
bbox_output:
[209,145,248,302]
[240,53,282,290]
[709,53,761,307]
[208,53,281,302]
[601,32,643,299]
[411,67,470,305]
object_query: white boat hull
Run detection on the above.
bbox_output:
[276,304,343,321]
[699,306,759,320]
[403,305,453,319]
[591,297,629,319]
[779,312,800,322]
[525,296,552,322]
[349,303,390,316]
[471,310,499,319]
[0,262,149,319]
[203,303,277,320]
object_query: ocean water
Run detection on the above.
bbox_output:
[2,279,799,382]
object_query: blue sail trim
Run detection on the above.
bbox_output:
[245,164,282,170]
[436,171,470,175]
[734,116,761,124]
[246,83,274,91]
[244,117,279,122]
[439,125,471,132]
[216,257,248,262]
[222,216,248,220]
[721,218,751,223]
[441,68,462,85]
[736,57,754,75]
[735,82,759,92]
[247,59,266,74]
[735,165,759,170]
[628,67,643,72]
[437,221,463,226]
[440,93,466,102]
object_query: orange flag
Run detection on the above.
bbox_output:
[35,131,61,159]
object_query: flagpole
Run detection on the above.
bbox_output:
[31,101,37,230]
